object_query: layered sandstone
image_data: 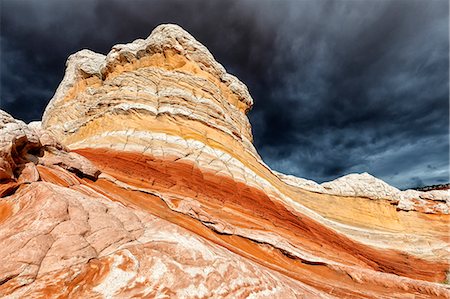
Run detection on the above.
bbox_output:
[1,24,449,298]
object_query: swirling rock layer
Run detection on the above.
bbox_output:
[1,24,449,298]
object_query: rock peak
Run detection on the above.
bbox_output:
[43,24,254,150]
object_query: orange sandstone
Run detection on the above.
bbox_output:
[0,24,449,298]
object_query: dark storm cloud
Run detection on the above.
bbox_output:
[245,0,449,189]
[1,0,448,189]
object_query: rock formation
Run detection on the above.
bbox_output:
[1,24,449,298]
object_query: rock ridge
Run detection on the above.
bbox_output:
[276,171,449,214]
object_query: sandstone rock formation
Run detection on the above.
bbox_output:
[277,171,450,214]
[1,24,449,298]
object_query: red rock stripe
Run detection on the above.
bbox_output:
[75,148,449,283]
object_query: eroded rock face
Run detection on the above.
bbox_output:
[1,24,449,298]
[0,111,99,197]
[0,110,41,181]
[42,24,255,156]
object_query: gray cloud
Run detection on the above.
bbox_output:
[1,0,448,189]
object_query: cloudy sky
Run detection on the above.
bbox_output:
[1,0,448,189]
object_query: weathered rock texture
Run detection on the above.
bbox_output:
[1,24,449,298]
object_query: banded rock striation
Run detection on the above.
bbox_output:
[1,24,449,298]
